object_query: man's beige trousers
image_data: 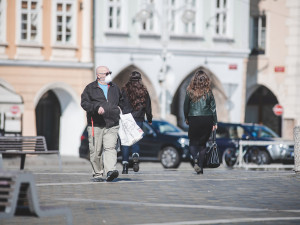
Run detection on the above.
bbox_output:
[87,125,119,177]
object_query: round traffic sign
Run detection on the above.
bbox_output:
[10,105,20,114]
[273,104,283,116]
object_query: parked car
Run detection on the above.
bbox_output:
[79,127,89,160]
[216,122,294,165]
[79,119,190,168]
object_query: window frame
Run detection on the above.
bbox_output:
[105,0,127,33]
[250,15,266,55]
[52,0,77,46]
[139,0,158,34]
[213,0,233,39]
[169,0,203,37]
[17,0,42,44]
[182,0,197,35]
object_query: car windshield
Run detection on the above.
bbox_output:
[151,121,182,134]
[246,125,279,138]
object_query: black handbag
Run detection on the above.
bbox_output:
[204,129,220,168]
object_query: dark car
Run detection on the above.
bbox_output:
[79,127,89,160]
[79,119,190,168]
[216,122,294,165]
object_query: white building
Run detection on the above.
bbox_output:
[94,0,250,129]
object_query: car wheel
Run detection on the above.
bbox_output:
[259,150,271,165]
[222,148,237,168]
[245,147,261,165]
[160,146,181,169]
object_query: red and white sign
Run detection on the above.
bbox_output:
[10,105,20,115]
[274,66,285,73]
[273,104,283,116]
[229,64,238,70]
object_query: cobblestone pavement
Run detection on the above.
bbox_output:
[1,155,300,225]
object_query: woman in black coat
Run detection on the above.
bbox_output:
[120,71,152,174]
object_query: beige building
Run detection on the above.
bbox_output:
[246,0,300,139]
[0,0,93,155]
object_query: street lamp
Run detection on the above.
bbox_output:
[135,0,196,119]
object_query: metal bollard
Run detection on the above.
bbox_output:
[294,126,300,173]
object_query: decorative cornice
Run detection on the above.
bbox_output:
[94,46,250,58]
[0,59,94,69]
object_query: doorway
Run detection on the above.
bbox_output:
[35,90,61,150]
[245,85,281,136]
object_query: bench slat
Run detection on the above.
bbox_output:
[0,202,11,207]
[0,187,14,192]
[0,194,12,198]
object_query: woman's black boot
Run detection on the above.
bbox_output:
[122,163,128,174]
[197,146,206,174]
[194,158,202,174]
[132,153,139,172]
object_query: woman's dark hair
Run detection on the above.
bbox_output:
[187,70,211,102]
[123,71,148,110]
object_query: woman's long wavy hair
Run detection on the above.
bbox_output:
[123,71,148,110]
[187,70,211,102]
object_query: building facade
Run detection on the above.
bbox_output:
[0,0,93,155]
[246,0,300,139]
[94,0,250,130]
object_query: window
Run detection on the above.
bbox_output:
[183,0,196,34]
[107,0,122,31]
[142,123,152,135]
[228,126,244,139]
[0,0,6,42]
[19,0,41,42]
[215,0,228,37]
[249,125,278,138]
[169,0,201,36]
[169,0,176,33]
[216,126,229,138]
[251,15,266,54]
[141,0,155,33]
[54,0,75,44]
[151,121,182,134]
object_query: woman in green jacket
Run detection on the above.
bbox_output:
[184,69,218,174]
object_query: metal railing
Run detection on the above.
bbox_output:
[238,140,294,169]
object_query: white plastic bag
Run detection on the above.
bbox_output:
[119,112,144,146]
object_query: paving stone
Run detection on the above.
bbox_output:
[1,156,300,225]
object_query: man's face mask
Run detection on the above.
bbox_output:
[105,74,112,84]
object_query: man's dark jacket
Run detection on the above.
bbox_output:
[81,80,123,128]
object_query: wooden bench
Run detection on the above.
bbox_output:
[0,136,61,170]
[0,171,72,224]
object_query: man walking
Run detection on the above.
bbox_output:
[81,66,122,182]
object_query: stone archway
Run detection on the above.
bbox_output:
[245,85,281,136]
[113,65,160,118]
[171,66,229,130]
[35,83,85,155]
